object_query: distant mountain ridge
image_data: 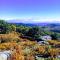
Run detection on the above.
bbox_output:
[7,20,60,27]
[7,19,60,24]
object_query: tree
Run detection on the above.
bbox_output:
[11,25,16,31]
[0,20,17,34]
[0,20,8,34]
[16,25,29,34]
[51,32,58,40]
[26,27,40,39]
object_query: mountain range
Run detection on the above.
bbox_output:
[7,20,60,27]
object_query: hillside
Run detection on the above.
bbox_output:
[0,20,60,60]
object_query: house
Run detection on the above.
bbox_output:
[40,35,52,41]
[0,50,11,60]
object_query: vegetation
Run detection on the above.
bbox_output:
[0,20,60,60]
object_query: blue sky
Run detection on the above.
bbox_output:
[0,0,60,23]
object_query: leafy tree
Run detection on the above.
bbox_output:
[16,25,29,35]
[50,32,58,40]
[0,20,17,34]
[0,20,8,33]
[26,27,40,39]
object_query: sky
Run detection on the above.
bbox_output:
[0,0,60,23]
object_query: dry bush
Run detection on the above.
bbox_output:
[0,32,20,43]
[48,40,60,45]
[48,48,59,57]
[38,45,47,55]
